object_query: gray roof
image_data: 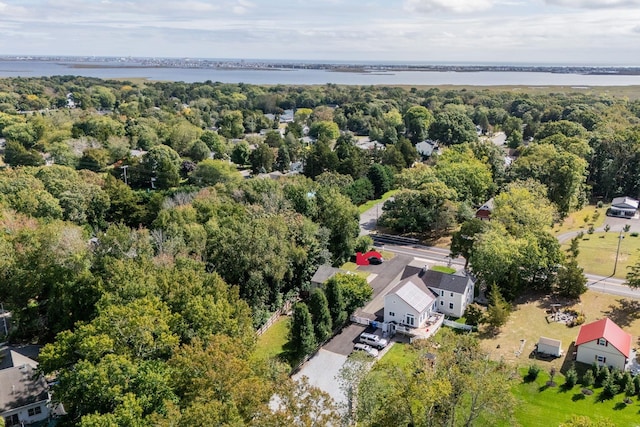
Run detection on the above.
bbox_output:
[0,352,49,413]
[538,336,562,348]
[387,275,437,313]
[387,277,437,313]
[401,266,473,295]
[611,196,639,210]
[311,265,343,285]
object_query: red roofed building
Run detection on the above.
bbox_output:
[575,318,632,370]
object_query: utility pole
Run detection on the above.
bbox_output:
[121,165,129,185]
[1,302,8,337]
[612,229,625,277]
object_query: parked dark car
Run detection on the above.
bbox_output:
[368,256,383,265]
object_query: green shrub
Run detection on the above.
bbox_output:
[581,369,595,387]
[564,365,578,389]
[625,379,636,397]
[527,364,541,381]
[597,201,603,208]
[601,376,619,399]
[596,365,610,387]
[631,232,639,237]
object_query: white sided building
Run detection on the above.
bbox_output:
[575,318,632,371]
[384,265,475,328]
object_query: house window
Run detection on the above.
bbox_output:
[597,338,608,346]
[449,302,454,310]
[405,313,415,326]
[440,301,443,306]
[28,406,42,417]
[440,290,444,296]
[450,292,454,297]
[5,415,20,427]
[389,311,395,317]
[596,355,607,364]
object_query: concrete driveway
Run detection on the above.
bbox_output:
[292,349,349,407]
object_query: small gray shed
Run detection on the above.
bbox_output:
[536,337,563,357]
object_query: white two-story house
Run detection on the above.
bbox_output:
[384,265,475,328]
[1,350,51,427]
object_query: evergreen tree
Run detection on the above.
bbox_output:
[596,365,610,387]
[275,145,291,172]
[290,302,317,358]
[601,376,619,399]
[485,285,511,331]
[581,369,595,387]
[308,288,333,342]
[564,365,578,389]
[325,278,347,327]
[367,163,393,198]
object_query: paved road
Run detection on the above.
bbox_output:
[359,201,386,236]
[378,241,640,300]
[585,273,640,299]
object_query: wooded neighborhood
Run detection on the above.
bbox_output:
[1,76,640,426]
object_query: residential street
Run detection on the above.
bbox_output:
[293,200,640,411]
[358,202,640,301]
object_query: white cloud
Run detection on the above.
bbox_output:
[404,0,495,13]
[545,0,640,8]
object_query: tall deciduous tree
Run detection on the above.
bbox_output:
[434,144,494,205]
[403,105,434,143]
[429,108,478,145]
[510,143,587,216]
[141,144,181,189]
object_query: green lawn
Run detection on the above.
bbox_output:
[377,342,418,369]
[358,189,400,214]
[553,205,608,235]
[376,343,640,426]
[430,265,457,274]
[562,231,640,278]
[502,368,640,427]
[340,262,359,272]
[253,316,291,366]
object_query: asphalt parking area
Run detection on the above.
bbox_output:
[323,323,367,356]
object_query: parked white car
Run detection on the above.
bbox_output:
[353,343,379,357]
[359,332,388,350]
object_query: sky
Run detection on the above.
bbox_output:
[0,0,639,65]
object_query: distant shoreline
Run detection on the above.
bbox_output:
[1,56,636,76]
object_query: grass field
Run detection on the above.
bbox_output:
[253,316,291,366]
[387,85,640,101]
[504,368,640,427]
[553,205,608,235]
[562,231,640,278]
[357,189,399,214]
[479,291,640,371]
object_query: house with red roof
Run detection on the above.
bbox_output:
[575,318,632,371]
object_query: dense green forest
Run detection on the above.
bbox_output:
[1,76,640,425]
